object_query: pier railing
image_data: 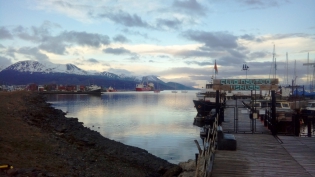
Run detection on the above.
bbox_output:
[264,109,315,137]
[194,113,219,177]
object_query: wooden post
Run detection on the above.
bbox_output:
[271,90,277,135]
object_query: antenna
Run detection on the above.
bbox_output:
[242,63,249,78]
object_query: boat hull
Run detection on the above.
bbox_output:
[193,100,217,116]
[136,88,152,91]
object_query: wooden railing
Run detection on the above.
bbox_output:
[194,113,219,177]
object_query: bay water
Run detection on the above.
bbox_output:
[45,91,203,164]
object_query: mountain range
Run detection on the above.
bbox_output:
[0,60,196,90]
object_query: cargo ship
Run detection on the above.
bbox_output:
[135,82,154,91]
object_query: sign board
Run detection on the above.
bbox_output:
[212,78,278,91]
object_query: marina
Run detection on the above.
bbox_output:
[193,98,315,177]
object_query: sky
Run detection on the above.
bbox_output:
[0,0,315,88]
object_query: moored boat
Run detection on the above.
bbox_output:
[135,82,154,91]
[107,86,117,92]
[87,84,102,94]
[193,82,225,116]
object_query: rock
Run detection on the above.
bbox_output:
[178,171,195,177]
[179,159,196,171]
[162,166,182,177]
[6,168,19,176]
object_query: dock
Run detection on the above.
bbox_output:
[210,99,315,177]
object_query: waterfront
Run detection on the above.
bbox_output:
[45,91,202,164]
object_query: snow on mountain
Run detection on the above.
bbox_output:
[96,71,120,78]
[2,60,162,82]
[3,60,88,75]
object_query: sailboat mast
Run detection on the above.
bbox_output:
[286,52,289,85]
[270,44,276,79]
[294,60,297,86]
[307,53,309,90]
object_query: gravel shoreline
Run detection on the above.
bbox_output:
[0,91,196,177]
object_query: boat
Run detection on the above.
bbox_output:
[300,100,315,115]
[181,90,188,93]
[242,99,294,121]
[154,89,160,93]
[87,84,102,94]
[135,82,154,91]
[172,83,177,93]
[193,82,225,117]
[107,86,117,92]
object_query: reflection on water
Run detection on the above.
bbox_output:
[45,91,202,164]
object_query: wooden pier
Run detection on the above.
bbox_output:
[210,99,315,177]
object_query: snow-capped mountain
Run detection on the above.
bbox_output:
[0,60,196,90]
[97,71,120,79]
[3,60,89,75]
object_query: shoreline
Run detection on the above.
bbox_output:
[0,91,194,176]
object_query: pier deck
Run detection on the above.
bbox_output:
[211,99,315,177]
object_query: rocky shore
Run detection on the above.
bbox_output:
[0,91,195,177]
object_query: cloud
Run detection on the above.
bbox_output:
[103,47,133,55]
[182,30,239,50]
[12,21,60,42]
[17,47,49,61]
[249,51,268,60]
[87,58,99,63]
[174,50,213,58]
[156,18,183,30]
[98,10,150,28]
[0,27,13,39]
[185,60,212,66]
[121,28,159,42]
[172,0,207,16]
[60,31,110,47]
[209,0,288,9]
[5,23,110,55]
[113,34,129,43]
[0,56,12,69]
[108,68,134,75]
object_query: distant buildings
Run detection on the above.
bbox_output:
[1,83,89,92]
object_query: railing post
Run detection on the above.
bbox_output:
[271,90,277,136]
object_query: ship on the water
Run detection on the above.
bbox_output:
[135,82,154,91]
[193,82,224,116]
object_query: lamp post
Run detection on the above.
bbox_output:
[242,64,249,79]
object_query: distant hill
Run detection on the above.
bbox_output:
[0,60,197,90]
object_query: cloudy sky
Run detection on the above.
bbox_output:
[0,0,314,88]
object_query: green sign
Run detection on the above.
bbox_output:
[212,79,279,91]
[220,79,273,85]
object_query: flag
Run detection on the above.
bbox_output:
[214,60,218,74]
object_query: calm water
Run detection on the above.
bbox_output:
[45,91,203,164]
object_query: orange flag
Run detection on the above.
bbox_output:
[214,60,218,74]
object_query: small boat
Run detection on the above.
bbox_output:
[172,83,178,93]
[107,86,117,92]
[181,90,188,93]
[300,100,315,115]
[154,89,160,93]
[87,84,102,94]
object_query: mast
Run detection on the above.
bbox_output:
[294,60,297,86]
[303,53,315,92]
[286,52,289,85]
[272,44,276,79]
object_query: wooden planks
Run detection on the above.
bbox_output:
[211,100,315,177]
